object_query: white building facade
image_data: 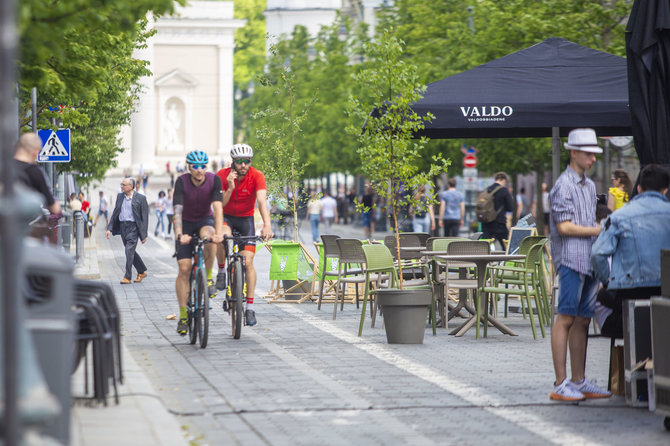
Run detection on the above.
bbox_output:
[118,0,389,175]
[118,1,245,174]
[264,0,388,47]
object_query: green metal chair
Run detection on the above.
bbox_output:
[493,235,547,317]
[332,238,366,319]
[481,242,548,340]
[317,235,341,310]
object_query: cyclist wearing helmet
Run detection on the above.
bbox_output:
[215,143,273,326]
[173,150,224,335]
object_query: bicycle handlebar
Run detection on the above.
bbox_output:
[223,234,266,243]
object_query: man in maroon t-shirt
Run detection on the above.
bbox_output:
[172,150,224,335]
[215,144,273,326]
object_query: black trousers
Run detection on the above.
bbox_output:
[120,221,146,280]
[481,221,509,250]
[442,219,460,237]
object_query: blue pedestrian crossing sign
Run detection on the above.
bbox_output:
[37,129,71,162]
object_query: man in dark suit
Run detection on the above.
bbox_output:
[106,177,149,284]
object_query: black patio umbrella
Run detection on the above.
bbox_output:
[626,0,670,194]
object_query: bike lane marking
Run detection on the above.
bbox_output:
[275,304,605,446]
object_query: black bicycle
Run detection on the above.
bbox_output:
[222,234,263,339]
[187,235,210,348]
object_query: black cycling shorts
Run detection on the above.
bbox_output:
[224,215,256,253]
[176,216,215,260]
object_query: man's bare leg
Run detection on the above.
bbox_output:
[568,316,590,382]
[551,314,575,385]
[242,249,258,325]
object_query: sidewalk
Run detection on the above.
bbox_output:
[67,174,668,446]
[71,228,189,446]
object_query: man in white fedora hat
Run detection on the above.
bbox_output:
[548,128,611,401]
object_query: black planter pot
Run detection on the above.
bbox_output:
[376,287,432,344]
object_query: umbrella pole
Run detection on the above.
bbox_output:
[552,127,560,184]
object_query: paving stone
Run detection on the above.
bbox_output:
[70,174,669,446]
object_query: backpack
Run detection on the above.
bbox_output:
[476,184,503,223]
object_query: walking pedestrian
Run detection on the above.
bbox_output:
[438,178,464,237]
[516,187,530,219]
[154,190,167,238]
[321,190,338,231]
[165,188,174,239]
[305,191,323,243]
[94,191,109,227]
[106,177,149,284]
[410,185,435,233]
[479,172,515,249]
[549,128,610,401]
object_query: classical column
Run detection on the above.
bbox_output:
[130,17,157,172]
[218,42,235,160]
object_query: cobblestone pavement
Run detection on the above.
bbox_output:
[73,175,669,445]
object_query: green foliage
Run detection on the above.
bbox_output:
[347,32,450,287]
[239,15,369,178]
[233,0,267,93]
[252,45,316,241]
[378,0,629,176]
[18,0,183,184]
[378,0,629,233]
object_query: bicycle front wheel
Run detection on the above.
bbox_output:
[196,268,209,348]
[188,269,198,345]
[230,261,244,339]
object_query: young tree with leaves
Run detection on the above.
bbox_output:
[252,45,316,242]
[348,31,449,288]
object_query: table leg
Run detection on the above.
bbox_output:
[477,261,519,338]
[451,317,477,337]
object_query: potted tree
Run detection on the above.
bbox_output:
[348,31,450,343]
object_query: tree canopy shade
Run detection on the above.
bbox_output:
[411,38,632,139]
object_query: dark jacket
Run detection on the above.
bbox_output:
[108,192,149,240]
[487,183,515,224]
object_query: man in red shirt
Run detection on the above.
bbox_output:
[216,144,273,326]
[79,191,90,215]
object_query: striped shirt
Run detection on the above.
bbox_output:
[119,193,135,222]
[549,165,597,274]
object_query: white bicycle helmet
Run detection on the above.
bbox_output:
[230,143,253,159]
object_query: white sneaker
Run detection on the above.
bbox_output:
[161,232,166,239]
[571,378,611,399]
[550,378,585,401]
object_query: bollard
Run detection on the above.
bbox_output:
[74,210,84,264]
[60,210,73,253]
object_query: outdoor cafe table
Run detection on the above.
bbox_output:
[435,253,525,338]
[411,249,506,327]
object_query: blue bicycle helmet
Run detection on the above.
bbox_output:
[186,150,209,165]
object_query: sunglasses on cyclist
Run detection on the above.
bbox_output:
[190,164,207,170]
[234,158,251,165]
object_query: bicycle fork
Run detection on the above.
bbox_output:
[224,265,247,312]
